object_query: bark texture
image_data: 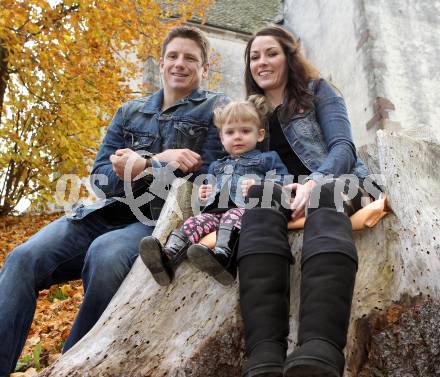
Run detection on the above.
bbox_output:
[40,131,440,376]
[355,296,440,377]
[0,41,9,125]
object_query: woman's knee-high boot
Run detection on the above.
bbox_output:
[238,207,293,377]
[284,208,358,377]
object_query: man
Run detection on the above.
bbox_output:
[0,25,227,374]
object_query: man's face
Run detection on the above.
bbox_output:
[160,37,208,96]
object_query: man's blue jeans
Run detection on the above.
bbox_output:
[0,211,153,375]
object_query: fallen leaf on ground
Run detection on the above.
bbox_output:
[11,367,38,377]
[1,214,84,372]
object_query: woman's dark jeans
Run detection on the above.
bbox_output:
[237,177,376,261]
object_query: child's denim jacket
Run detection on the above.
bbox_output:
[203,149,289,208]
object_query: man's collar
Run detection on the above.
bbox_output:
[139,89,164,114]
[139,88,208,114]
[186,88,208,102]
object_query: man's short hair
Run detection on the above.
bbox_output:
[162,25,210,64]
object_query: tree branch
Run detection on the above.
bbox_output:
[0,40,9,126]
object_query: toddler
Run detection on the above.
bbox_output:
[140,95,289,286]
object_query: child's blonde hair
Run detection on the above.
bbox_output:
[213,95,271,130]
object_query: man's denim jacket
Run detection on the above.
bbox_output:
[203,149,289,208]
[70,88,228,220]
[261,79,370,185]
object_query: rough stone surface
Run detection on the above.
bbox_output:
[284,0,440,145]
[362,0,440,141]
[207,34,246,101]
[283,0,376,145]
[40,131,440,376]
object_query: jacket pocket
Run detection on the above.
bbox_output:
[123,131,157,151]
[174,121,208,152]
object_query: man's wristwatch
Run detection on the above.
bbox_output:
[138,151,154,169]
[133,151,154,180]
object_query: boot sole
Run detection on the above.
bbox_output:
[284,359,339,377]
[187,244,235,286]
[139,237,171,286]
[242,364,283,377]
[243,363,284,377]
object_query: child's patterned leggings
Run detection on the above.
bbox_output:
[181,208,245,244]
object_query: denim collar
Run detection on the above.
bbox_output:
[219,149,261,161]
[240,149,261,158]
[139,88,208,114]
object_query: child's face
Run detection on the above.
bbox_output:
[220,121,265,156]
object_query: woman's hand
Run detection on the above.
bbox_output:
[284,180,317,221]
[198,184,213,203]
[241,179,256,197]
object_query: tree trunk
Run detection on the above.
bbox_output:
[0,40,9,126]
[39,131,440,376]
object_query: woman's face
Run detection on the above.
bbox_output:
[249,36,288,94]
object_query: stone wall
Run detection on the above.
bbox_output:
[207,31,247,100]
[284,0,440,145]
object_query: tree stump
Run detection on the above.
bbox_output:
[40,131,440,376]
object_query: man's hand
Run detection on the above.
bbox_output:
[152,149,202,173]
[284,180,317,222]
[110,148,147,182]
[241,179,256,197]
[198,184,213,203]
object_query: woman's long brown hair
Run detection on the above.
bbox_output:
[244,25,320,120]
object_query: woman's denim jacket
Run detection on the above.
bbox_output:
[203,149,289,208]
[71,88,228,220]
[261,80,369,184]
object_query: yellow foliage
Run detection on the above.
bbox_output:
[0,0,212,215]
[207,49,222,91]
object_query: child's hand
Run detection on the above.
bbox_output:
[198,184,213,202]
[241,179,256,197]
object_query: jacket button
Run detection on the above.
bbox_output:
[189,129,195,135]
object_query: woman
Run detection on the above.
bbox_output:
[190,25,379,377]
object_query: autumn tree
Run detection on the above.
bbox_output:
[0,0,210,216]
